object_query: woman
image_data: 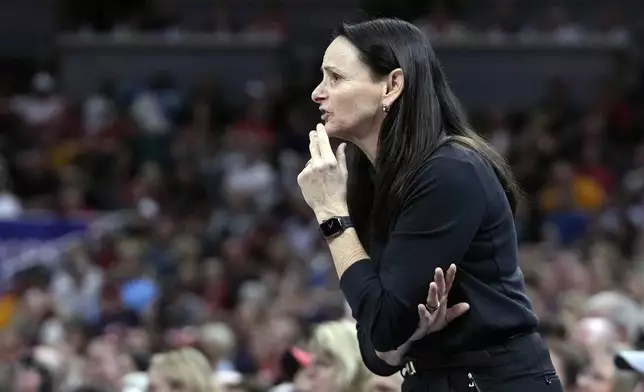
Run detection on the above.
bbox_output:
[306,319,371,392]
[147,348,215,392]
[297,18,562,392]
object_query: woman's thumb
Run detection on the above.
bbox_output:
[445,302,470,324]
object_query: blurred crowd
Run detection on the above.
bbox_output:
[58,0,636,44]
[0,1,643,392]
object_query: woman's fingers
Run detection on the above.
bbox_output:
[445,263,457,293]
[445,302,470,324]
[418,303,432,322]
[425,281,440,311]
[315,123,336,164]
[336,143,348,177]
[308,131,321,163]
[434,267,446,300]
[415,265,465,337]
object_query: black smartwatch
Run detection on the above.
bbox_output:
[319,216,354,240]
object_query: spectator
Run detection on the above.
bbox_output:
[13,354,54,392]
[130,72,183,136]
[582,291,643,347]
[82,80,118,137]
[0,157,22,219]
[306,320,370,392]
[51,243,104,322]
[198,322,238,375]
[10,72,64,129]
[147,348,215,392]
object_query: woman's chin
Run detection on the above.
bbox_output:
[323,122,346,138]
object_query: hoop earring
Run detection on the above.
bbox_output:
[382,104,389,113]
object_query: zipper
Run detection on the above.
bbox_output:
[468,373,482,392]
[540,371,559,385]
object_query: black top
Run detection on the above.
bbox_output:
[340,143,538,376]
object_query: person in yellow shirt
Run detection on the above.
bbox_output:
[540,161,605,214]
[0,293,16,330]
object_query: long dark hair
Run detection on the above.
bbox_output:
[338,18,520,246]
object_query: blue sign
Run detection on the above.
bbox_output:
[0,218,90,280]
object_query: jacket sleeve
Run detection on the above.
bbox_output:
[356,322,402,376]
[340,157,487,351]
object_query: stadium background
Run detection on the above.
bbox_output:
[0,0,643,391]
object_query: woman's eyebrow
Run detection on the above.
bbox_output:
[321,65,343,74]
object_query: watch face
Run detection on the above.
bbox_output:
[320,217,343,238]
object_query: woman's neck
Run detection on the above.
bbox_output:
[352,130,380,165]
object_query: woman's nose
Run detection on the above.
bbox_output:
[311,83,325,103]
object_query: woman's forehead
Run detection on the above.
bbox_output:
[322,38,362,72]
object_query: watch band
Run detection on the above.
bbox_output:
[319,216,354,240]
[339,216,354,229]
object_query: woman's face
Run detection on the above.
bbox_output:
[311,37,385,139]
[147,369,188,392]
[307,353,339,392]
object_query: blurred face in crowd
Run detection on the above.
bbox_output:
[124,327,151,353]
[576,353,615,392]
[307,352,339,392]
[147,369,172,392]
[551,161,574,185]
[248,317,300,365]
[571,317,619,356]
[625,270,644,302]
[362,374,403,392]
[84,339,121,388]
[293,368,313,392]
[22,288,51,321]
[269,316,300,355]
[117,352,136,375]
[147,368,189,392]
[13,366,42,392]
[311,37,388,140]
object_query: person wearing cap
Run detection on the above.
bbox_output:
[615,351,644,392]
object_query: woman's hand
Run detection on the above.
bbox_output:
[375,264,469,366]
[297,123,349,222]
[408,264,470,341]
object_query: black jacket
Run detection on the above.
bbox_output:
[340,143,538,376]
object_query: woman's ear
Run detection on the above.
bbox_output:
[382,68,404,108]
